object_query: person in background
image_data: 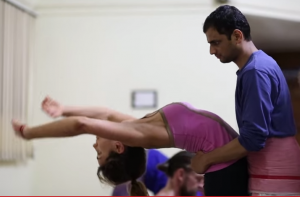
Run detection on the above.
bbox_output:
[156,151,204,196]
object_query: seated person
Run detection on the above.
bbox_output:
[156,151,204,196]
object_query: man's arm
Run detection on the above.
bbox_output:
[213,69,273,158]
[206,138,247,165]
[192,70,274,173]
[191,138,248,173]
[237,69,273,151]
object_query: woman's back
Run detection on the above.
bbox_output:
[159,102,239,173]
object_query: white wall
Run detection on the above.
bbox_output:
[1,0,300,196]
[0,161,34,195]
[230,0,300,21]
[0,0,35,195]
[30,1,238,195]
[13,0,38,8]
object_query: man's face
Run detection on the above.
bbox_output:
[205,27,239,63]
[178,170,202,196]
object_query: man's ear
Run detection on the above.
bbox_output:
[174,168,186,182]
[232,29,243,44]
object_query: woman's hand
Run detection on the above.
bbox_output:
[41,96,64,118]
[11,119,28,139]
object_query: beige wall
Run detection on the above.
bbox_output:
[1,0,300,195]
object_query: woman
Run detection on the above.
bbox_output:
[12,97,249,196]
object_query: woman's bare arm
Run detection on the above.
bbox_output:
[12,114,170,148]
[42,96,136,122]
[62,106,136,122]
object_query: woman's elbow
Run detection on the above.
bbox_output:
[68,116,89,134]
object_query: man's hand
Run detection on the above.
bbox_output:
[191,151,211,174]
[191,138,248,174]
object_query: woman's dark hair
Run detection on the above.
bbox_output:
[97,146,149,196]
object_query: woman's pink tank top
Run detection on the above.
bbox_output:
[159,102,239,173]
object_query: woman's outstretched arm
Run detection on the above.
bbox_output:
[12,115,170,148]
[42,96,136,122]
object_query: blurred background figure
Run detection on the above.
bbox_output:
[112,149,168,196]
[156,151,204,196]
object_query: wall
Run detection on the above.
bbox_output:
[10,0,37,8]
[1,0,300,196]
[30,0,238,195]
[230,0,300,21]
[0,161,34,195]
[0,0,35,195]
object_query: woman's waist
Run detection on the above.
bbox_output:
[205,160,237,173]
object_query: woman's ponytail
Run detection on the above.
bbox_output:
[129,179,149,196]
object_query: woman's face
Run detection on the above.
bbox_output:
[93,136,115,166]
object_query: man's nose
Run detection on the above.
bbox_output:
[210,45,216,55]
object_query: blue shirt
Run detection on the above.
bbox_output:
[144,149,168,194]
[235,50,296,151]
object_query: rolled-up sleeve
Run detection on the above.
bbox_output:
[238,69,275,151]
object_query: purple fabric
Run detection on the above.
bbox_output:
[161,102,238,173]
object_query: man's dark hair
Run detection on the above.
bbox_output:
[203,5,252,41]
[157,151,193,177]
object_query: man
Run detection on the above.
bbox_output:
[191,5,300,195]
[112,149,168,196]
[156,151,204,196]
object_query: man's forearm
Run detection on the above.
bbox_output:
[206,138,248,165]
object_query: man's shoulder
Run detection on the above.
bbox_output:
[240,53,280,79]
[252,51,279,71]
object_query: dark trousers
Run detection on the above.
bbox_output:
[204,157,249,196]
